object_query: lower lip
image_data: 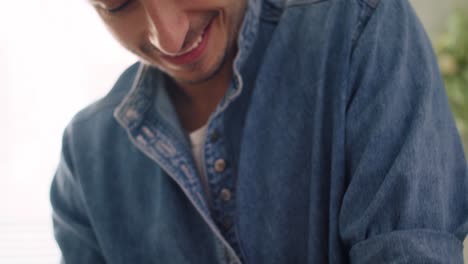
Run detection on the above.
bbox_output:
[162,20,213,66]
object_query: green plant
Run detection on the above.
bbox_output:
[435,9,468,155]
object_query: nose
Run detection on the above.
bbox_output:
[143,0,190,55]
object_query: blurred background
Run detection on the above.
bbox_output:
[1,0,467,263]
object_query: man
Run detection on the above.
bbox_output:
[50,0,468,263]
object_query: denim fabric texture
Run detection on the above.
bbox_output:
[50,0,468,263]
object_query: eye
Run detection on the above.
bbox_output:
[105,0,134,14]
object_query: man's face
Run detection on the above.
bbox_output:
[91,0,247,84]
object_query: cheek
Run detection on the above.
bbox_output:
[110,28,141,51]
[109,24,153,59]
[99,12,149,53]
[107,24,158,65]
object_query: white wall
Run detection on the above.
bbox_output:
[1,0,135,262]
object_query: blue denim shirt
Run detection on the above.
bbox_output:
[51,0,468,263]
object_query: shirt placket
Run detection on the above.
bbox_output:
[129,118,243,264]
[115,65,244,264]
[203,113,243,262]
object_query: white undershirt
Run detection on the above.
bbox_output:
[189,125,211,203]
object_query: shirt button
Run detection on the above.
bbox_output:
[222,217,233,230]
[219,188,232,202]
[214,159,226,173]
[210,131,220,142]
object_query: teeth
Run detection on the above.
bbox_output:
[164,34,204,57]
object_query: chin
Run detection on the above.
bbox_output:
[174,60,226,85]
[145,50,228,85]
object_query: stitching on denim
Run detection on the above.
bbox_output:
[286,0,329,8]
[351,0,378,50]
[260,1,283,23]
[130,123,244,263]
[113,63,147,129]
[361,0,380,9]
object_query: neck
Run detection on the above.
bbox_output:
[167,56,234,132]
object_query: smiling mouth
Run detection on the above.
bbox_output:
[153,15,217,66]
[161,30,206,57]
[158,14,217,58]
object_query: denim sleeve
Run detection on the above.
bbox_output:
[341,0,468,263]
[50,124,106,264]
